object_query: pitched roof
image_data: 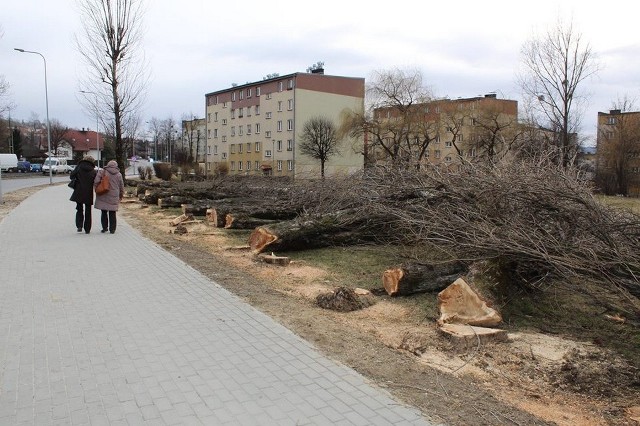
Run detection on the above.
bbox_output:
[63,129,102,152]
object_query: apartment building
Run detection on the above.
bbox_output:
[370,94,519,168]
[204,70,365,178]
[596,109,640,196]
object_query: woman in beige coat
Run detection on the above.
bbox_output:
[94,160,125,233]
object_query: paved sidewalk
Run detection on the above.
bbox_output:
[0,184,435,425]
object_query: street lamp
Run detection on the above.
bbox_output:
[80,90,101,168]
[14,48,52,184]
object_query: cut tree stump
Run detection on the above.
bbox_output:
[258,253,290,266]
[382,262,467,296]
[437,278,502,327]
[438,323,508,350]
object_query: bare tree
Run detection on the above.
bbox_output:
[518,18,599,167]
[75,0,149,175]
[340,68,436,169]
[49,119,70,156]
[595,98,640,195]
[299,116,340,178]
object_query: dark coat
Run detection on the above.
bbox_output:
[94,160,125,211]
[69,159,97,205]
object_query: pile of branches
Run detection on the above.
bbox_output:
[359,159,640,303]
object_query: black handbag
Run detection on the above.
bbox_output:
[68,177,77,189]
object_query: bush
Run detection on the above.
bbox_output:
[152,162,172,181]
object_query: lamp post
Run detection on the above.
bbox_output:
[80,90,101,168]
[14,48,52,184]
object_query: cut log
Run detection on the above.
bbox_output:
[169,213,194,226]
[182,201,217,216]
[382,262,467,296]
[248,211,372,254]
[224,213,279,229]
[438,278,502,327]
[157,195,196,208]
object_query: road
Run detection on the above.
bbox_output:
[0,172,69,195]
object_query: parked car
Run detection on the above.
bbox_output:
[17,160,31,173]
[0,153,18,172]
[30,163,43,173]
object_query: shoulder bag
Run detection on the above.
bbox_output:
[95,170,110,195]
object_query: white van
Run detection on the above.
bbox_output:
[0,153,18,172]
[42,157,70,174]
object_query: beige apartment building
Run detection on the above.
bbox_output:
[370,94,519,169]
[596,109,640,196]
[205,70,365,178]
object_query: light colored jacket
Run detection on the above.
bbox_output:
[94,160,125,211]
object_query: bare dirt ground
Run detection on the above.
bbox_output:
[3,186,639,425]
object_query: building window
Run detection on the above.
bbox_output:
[232,92,236,101]
[231,126,235,136]
[287,79,293,89]
[288,99,293,110]
[287,119,293,131]
[222,118,227,125]
[265,149,272,157]
[277,140,282,151]
[278,81,283,92]
[445,156,452,163]
[255,123,260,134]
[287,139,293,151]
[207,129,211,139]
[255,161,259,170]
[265,131,271,138]
[607,117,617,125]
[246,142,251,152]
[222,136,227,143]
[239,126,243,136]
[246,124,251,135]
[223,101,227,108]
[255,142,260,152]
[245,161,250,170]
[238,107,243,118]
[222,152,227,159]
[256,87,261,96]
[287,160,293,170]
[215,95,219,105]
[445,141,452,147]
[238,143,243,153]
[255,105,260,115]
[458,134,464,142]
[277,101,282,111]
[277,121,283,132]
[212,145,216,154]
[231,109,235,119]
[266,93,272,100]
[277,160,283,170]
[213,129,218,138]
[247,88,252,98]
[434,150,441,158]
[230,144,236,153]
[266,112,272,119]
[230,161,235,170]
[207,113,211,123]
[238,161,243,170]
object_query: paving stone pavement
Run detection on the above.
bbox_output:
[0,184,437,425]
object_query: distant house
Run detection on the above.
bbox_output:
[62,128,104,166]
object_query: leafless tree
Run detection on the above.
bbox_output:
[299,116,339,178]
[49,119,70,156]
[595,97,640,195]
[75,0,149,175]
[339,68,436,169]
[518,18,599,167]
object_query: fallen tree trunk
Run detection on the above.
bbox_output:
[224,213,280,229]
[249,210,372,254]
[382,262,467,296]
[158,195,196,208]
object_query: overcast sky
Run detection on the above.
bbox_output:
[2,0,640,145]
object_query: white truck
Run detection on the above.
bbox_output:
[0,153,18,172]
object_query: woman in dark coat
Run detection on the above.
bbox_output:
[94,160,125,234]
[69,155,97,233]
